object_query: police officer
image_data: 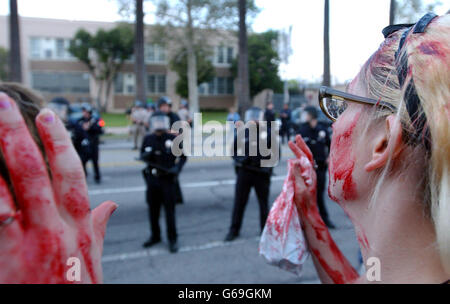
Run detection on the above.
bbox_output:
[297,106,335,228]
[140,111,186,253]
[75,103,103,184]
[280,103,292,144]
[130,101,147,150]
[157,97,184,205]
[157,97,180,126]
[225,107,278,242]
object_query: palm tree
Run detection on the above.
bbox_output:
[322,0,331,87]
[389,0,396,25]
[237,0,251,118]
[9,0,22,82]
[134,0,146,103]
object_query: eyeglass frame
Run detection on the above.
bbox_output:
[318,86,398,122]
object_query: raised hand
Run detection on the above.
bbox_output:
[288,135,358,284]
[288,135,317,212]
[0,92,117,284]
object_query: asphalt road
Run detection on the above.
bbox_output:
[87,139,362,284]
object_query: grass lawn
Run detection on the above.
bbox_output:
[200,111,228,124]
[102,113,129,127]
[102,110,228,127]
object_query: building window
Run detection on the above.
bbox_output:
[199,77,234,96]
[147,74,166,94]
[29,37,73,60]
[145,44,166,64]
[31,72,90,93]
[30,38,41,59]
[216,46,233,65]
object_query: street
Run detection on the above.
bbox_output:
[88,138,362,284]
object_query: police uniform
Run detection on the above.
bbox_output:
[130,104,148,150]
[140,113,186,252]
[225,108,277,241]
[76,113,103,183]
[297,121,332,226]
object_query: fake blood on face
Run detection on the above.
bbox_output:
[329,111,360,201]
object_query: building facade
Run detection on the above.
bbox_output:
[0,16,238,112]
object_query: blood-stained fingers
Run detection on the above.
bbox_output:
[294,135,314,163]
[35,109,90,222]
[0,177,22,239]
[91,201,118,254]
[0,93,59,228]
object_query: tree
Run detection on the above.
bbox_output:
[0,47,9,81]
[237,0,251,118]
[68,25,134,112]
[393,0,443,23]
[150,0,257,114]
[231,30,283,98]
[170,46,215,98]
[8,0,22,82]
[134,0,146,103]
[323,0,331,87]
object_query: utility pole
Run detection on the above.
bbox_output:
[278,26,292,105]
[237,0,251,118]
[323,0,331,87]
[9,0,22,82]
[135,0,146,103]
[389,0,396,25]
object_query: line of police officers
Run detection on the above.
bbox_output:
[139,100,333,253]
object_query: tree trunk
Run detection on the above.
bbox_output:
[135,0,146,103]
[8,0,22,82]
[186,0,199,114]
[103,79,113,113]
[237,0,251,118]
[95,79,103,112]
[322,0,331,87]
[389,0,396,25]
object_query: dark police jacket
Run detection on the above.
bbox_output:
[297,122,331,168]
[72,117,103,160]
[77,117,103,145]
[140,132,186,179]
[232,124,275,176]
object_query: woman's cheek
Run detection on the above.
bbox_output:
[328,110,361,203]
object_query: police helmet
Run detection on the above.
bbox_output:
[244,107,264,122]
[150,111,170,133]
[157,97,169,108]
[81,102,93,113]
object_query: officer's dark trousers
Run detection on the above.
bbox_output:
[280,124,290,144]
[316,166,330,223]
[82,143,101,181]
[229,168,270,235]
[146,175,177,242]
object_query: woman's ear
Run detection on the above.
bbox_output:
[364,115,404,172]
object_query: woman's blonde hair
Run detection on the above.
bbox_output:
[359,14,450,273]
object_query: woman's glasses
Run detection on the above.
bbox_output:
[318,86,397,122]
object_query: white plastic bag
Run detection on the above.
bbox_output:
[259,160,309,276]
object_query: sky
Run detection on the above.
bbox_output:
[0,0,448,84]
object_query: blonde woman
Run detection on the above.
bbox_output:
[289,13,450,283]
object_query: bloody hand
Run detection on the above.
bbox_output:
[288,135,317,212]
[0,93,117,284]
[288,135,359,284]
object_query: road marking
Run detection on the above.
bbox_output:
[102,237,260,263]
[88,175,286,196]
